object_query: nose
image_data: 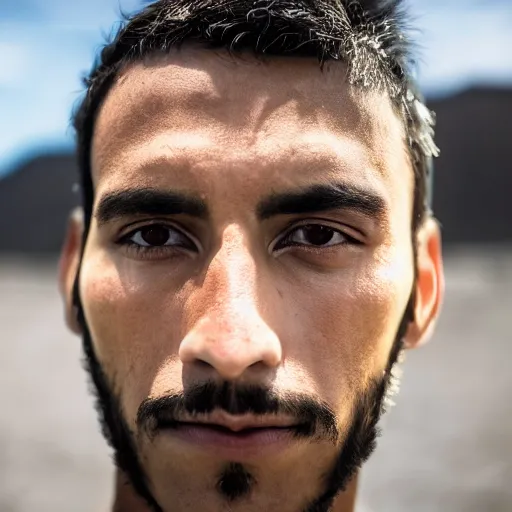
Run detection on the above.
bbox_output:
[179,311,282,380]
[178,227,282,381]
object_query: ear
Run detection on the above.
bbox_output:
[404,216,445,349]
[58,208,84,335]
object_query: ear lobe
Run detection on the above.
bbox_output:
[58,208,84,335]
[404,217,445,349]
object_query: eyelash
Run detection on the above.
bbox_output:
[116,222,360,259]
[117,223,198,259]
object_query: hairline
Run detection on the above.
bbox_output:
[74,3,435,237]
[83,47,414,196]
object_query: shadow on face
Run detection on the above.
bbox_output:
[59,47,444,512]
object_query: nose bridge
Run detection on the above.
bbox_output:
[213,224,258,317]
[179,224,282,380]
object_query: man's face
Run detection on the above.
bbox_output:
[61,48,443,512]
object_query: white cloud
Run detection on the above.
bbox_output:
[25,0,141,30]
[416,5,512,93]
[0,42,29,86]
[0,29,93,175]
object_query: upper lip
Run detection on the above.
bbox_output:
[175,411,298,432]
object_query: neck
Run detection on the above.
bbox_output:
[112,470,359,512]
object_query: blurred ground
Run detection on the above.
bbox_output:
[0,248,511,512]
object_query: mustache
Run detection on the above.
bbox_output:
[137,381,339,442]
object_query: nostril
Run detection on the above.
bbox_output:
[196,359,214,370]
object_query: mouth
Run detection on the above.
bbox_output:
[157,414,303,458]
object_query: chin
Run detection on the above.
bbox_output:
[140,437,344,512]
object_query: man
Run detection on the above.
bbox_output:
[59,1,444,511]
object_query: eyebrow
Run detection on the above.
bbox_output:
[95,188,208,225]
[256,182,387,221]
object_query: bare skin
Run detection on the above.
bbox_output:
[60,47,443,512]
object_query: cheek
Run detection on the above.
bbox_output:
[79,252,184,422]
[280,251,413,413]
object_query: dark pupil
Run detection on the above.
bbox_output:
[303,225,334,245]
[141,226,170,246]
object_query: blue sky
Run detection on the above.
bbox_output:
[0,0,511,176]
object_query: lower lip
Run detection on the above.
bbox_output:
[163,423,298,458]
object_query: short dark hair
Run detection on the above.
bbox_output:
[73,0,438,235]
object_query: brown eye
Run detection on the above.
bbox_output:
[139,226,171,246]
[125,225,197,251]
[275,224,350,251]
[300,225,336,246]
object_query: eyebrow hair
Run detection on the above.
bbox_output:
[256,183,387,221]
[95,188,208,225]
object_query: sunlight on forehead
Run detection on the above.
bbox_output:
[117,55,218,110]
[92,47,412,212]
[93,126,390,198]
[94,47,405,150]
[95,131,212,169]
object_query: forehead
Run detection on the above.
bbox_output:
[92,47,412,209]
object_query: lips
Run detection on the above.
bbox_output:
[171,411,299,432]
[176,421,293,434]
[158,412,301,458]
